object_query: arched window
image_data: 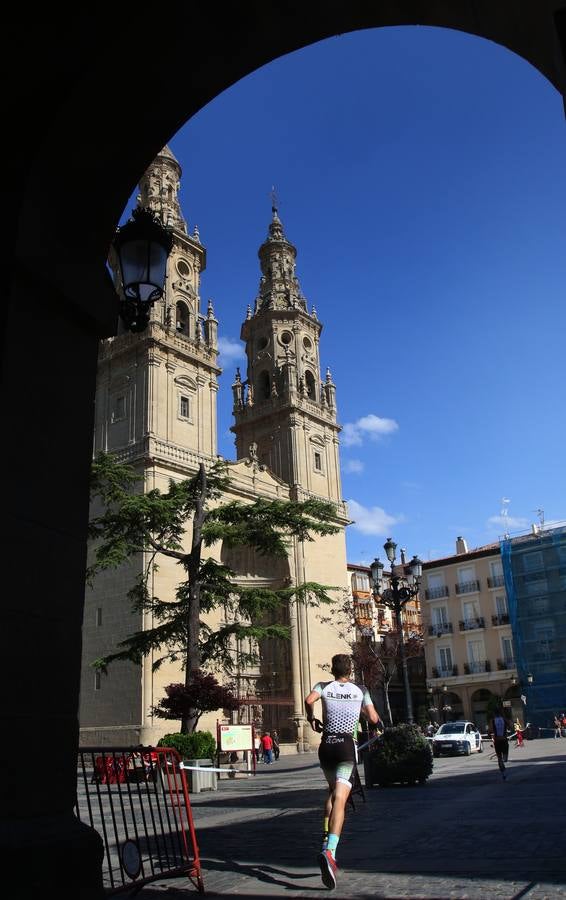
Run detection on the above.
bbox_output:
[257,370,271,400]
[305,370,316,400]
[176,301,190,336]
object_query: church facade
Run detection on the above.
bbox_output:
[80,146,351,751]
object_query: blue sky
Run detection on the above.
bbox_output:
[141,26,566,564]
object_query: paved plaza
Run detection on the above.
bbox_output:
[140,737,566,899]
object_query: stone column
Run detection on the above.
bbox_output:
[0,269,111,897]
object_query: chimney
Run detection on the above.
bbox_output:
[456,536,468,555]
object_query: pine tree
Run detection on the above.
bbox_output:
[88,452,340,732]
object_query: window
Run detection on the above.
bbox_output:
[176,301,190,336]
[314,451,322,472]
[534,621,555,659]
[463,600,481,624]
[530,594,548,614]
[179,395,190,419]
[94,671,101,691]
[523,551,543,573]
[438,646,453,671]
[495,594,508,616]
[112,395,126,422]
[352,572,370,592]
[501,636,514,663]
[490,560,503,579]
[305,370,316,400]
[257,370,270,400]
[177,258,192,278]
[524,576,547,597]
[432,606,448,626]
[96,607,102,627]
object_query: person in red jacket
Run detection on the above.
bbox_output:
[261,732,274,764]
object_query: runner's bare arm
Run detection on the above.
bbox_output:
[305,689,323,732]
[361,702,379,726]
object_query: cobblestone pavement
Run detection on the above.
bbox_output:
[140,738,566,899]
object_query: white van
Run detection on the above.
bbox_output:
[432,721,483,757]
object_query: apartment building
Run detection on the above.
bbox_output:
[422,537,520,731]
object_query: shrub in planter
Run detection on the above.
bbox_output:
[365,724,433,787]
[157,730,216,760]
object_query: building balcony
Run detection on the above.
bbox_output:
[463,659,491,674]
[455,580,481,594]
[428,622,453,637]
[425,585,450,600]
[431,665,459,678]
[497,658,515,670]
[492,613,510,626]
[487,574,505,588]
[459,617,485,631]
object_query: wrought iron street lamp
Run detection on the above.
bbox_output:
[370,539,423,724]
[112,206,173,333]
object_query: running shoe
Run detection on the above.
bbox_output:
[319,850,337,890]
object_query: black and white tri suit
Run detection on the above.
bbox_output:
[311,679,373,786]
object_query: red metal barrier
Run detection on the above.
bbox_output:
[76,746,204,894]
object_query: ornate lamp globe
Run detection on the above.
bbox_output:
[112,206,173,333]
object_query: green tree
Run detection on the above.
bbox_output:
[88,452,339,732]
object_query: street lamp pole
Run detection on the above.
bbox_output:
[371,539,423,725]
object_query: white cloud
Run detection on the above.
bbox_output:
[217,336,245,364]
[342,414,399,447]
[343,459,364,474]
[347,499,403,536]
[487,515,529,530]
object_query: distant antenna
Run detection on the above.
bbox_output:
[535,508,545,528]
[501,497,510,538]
[271,185,279,215]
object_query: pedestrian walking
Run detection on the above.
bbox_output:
[261,731,274,764]
[489,705,511,780]
[553,714,562,739]
[514,719,524,748]
[254,732,262,762]
[304,653,380,891]
[272,729,280,760]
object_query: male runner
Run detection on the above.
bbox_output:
[489,705,510,780]
[304,653,380,890]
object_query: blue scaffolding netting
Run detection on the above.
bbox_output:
[501,524,566,729]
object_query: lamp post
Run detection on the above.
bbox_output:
[111,206,173,333]
[371,539,423,724]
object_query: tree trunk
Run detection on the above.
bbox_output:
[182,463,207,733]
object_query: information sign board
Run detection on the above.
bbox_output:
[218,724,253,752]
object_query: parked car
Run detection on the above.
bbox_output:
[432,721,483,757]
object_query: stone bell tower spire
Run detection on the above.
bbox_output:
[231,203,343,504]
[138,145,187,233]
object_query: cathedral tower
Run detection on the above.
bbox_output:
[95,145,220,464]
[231,204,343,504]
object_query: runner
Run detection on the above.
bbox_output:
[304,653,380,891]
[489,704,511,780]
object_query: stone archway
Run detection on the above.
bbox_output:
[471,688,496,732]
[4,5,566,896]
[504,684,525,728]
[442,690,464,722]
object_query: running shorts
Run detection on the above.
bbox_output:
[318,732,357,786]
[493,736,508,758]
